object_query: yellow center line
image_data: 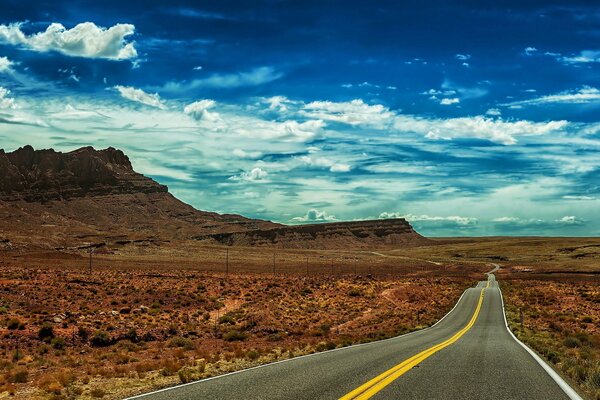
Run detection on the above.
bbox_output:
[340,283,488,400]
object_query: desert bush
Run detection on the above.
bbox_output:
[10,368,28,383]
[564,336,582,348]
[246,350,260,361]
[6,318,24,330]
[38,323,55,341]
[177,366,195,383]
[223,330,247,342]
[90,388,106,398]
[51,337,65,350]
[315,341,336,352]
[91,331,112,347]
[168,336,195,350]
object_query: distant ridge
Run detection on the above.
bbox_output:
[0,146,428,249]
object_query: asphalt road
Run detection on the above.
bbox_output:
[130,272,577,400]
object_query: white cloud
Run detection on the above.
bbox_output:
[440,97,460,105]
[262,95,297,112]
[299,155,351,172]
[485,108,501,116]
[232,149,263,159]
[160,66,282,92]
[0,22,137,60]
[291,209,336,222]
[0,56,14,72]
[379,212,477,226]
[502,86,600,107]
[561,50,600,64]
[562,195,596,200]
[524,46,537,56]
[0,87,16,109]
[394,115,567,145]
[229,167,268,182]
[558,215,584,225]
[184,99,219,121]
[455,54,471,60]
[301,99,395,127]
[114,85,165,109]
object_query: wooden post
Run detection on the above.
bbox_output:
[225,248,229,277]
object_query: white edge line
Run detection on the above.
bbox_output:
[125,284,476,399]
[498,281,583,400]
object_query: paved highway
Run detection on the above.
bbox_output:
[130,269,580,400]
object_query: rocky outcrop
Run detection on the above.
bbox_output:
[195,218,429,249]
[0,145,167,201]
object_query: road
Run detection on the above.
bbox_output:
[130,269,579,400]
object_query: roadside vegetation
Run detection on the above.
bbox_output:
[0,260,471,399]
[503,279,600,400]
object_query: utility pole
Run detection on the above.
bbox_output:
[225,248,229,277]
[306,257,309,275]
[88,248,93,275]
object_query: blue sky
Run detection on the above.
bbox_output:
[1,0,600,236]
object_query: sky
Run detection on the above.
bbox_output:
[0,0,600,236]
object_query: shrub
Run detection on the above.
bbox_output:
[168,336,195,350]
[7,318,24,330]
[178,366,195,384]
[91,331,112,347]
[51,337,65,350]
[223,330,247,342]
[38,324,55,341]
[246,350,260,361]
[348,288,361,297]
[315,341,336,352]
[563,336,581,348]
[10,368,28,383]
[90,388,106,398]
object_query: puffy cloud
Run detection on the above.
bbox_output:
[440,97,460,105]
[380,212,478,226]
[0,22,137,60]
[0,87,16,109]
[455,54,471,60]
[229,167,268,182]
[0,56,14,72]
[184,99,219,121]
[557,215,584,225]
[502,86,600,107]
[485,108,501,116]
[114,85,165,109]
[160,66,282,92]
[299,156,351,172]
[232,149,263,159]
[524,46,537,55]
[301,99,395,127]
[291,209,336,222]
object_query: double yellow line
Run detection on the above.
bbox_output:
[340,281,489,400]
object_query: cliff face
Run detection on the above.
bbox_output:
[195,218,429,249]
[0,146,428,250]
[0,145,167,201]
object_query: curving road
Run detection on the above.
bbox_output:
[129,269,580,400]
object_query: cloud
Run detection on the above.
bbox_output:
[455,54,471,60]
[114,86,165,109]
[485,108,501,116]
[232,149,263,159]
[301,99,395,127]
[160,66,283,92]
[261,95,297,112]
[229,167,268,182]
[0,56,14,72]
[524,46,538,55]
[394,115,567,145]
[184,99,220,121]
[299,156,351,172]
[440,97,460,105]
[0,22,137,60]
[502,86,600,107]
[380,212,478,226]
[291,209,336,222]
[0,87,16,109]
[492,216,585,227]
[560,50,600,64]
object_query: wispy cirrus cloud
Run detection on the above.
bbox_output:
[159,66,283,92]
[502,86,600,107]
[0,22,138,61]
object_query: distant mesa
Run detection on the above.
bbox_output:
[0,146,427,249]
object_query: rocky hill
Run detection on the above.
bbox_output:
[0,146,428,250]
